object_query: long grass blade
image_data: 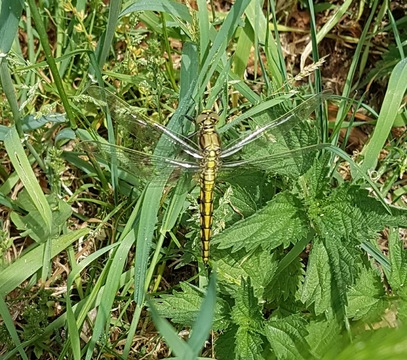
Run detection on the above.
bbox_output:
[360,58,407,173]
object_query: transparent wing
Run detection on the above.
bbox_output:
[219,94,328,178]
[76,140,200,186]
[76,87,203,186]
[87,86,202,159]
[220,93,326,158]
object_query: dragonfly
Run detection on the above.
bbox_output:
[79,87,327,265]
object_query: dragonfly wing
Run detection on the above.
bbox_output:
[86,86,202,159]
[220,119,325,179]
[221,93,326,158]
[220,143,329,178]
[76,140,200,187]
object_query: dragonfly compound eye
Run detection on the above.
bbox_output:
[196,111,219,128]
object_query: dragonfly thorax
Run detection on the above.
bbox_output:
[197,112,221,153]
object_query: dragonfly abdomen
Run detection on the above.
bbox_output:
[199,151,219,264]
[197,111,221,265]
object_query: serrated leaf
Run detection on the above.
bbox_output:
[215,325,238,360]
[311,186,372,243]
[305,315,344,358]
[154,282,229,331]
[388,228,407,292]
[347,265,387,322]
[313,185,407,246]
[346,186,407,229]
[235,327,264,360]
[299,239,332,315]
[231,278,264,360]
[214,191,310,253]
[296,154,330,199]
[264,315,310,360]
[242,116,319,179]
[264,255,304,302]
[216,247,278,299]
[231,278,263,328]
[323,238,359,316]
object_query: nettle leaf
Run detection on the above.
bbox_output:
[312,187,372,243]
[347,186,407,229]
[306,315,344,358]
[264,255,304,303]
[347,264,387,322]
[299,239,332,315]
[216,247,278,299]
[324,237,360,316]
[223,169,275,211]
[388,228,407,292]
[242,116,319,179]
[228,184,260,218]
[297,154,331,199]
[214,191,310,253]
[215,325,239,360]
[153,282,230,331]
[314,184,407,244]
[231,278,264,360]
[264,314,310,360]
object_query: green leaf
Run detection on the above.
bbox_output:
[188,272,217,353]
[264,315,310,360]
[229,278,264,360]
[305,315,344,359]
[154,282,229,332]
[4,127,52,237]
[332,325,407,360]
[120,0,192,23]
[10,192,71,243]
[388,228,407,292]
[264,255,304,303]
[215,325,238,360]
[323,237,359,316]
[0,228,89,297]
[149,274,217,359]
[347,264,387,322]
[215,191,310,253]
[0,0,23,54]
[235,327,264,360]
[311,185,373,243]
[148,300,195,360]
[299,239,332,315]
[360,57,407,173]
[216,247,278,300]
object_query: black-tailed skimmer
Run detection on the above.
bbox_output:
[78,88,328,265]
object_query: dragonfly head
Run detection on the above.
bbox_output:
[196,110,219,129]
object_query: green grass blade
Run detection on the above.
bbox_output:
[195,0,251,98]
[26,0,76,128]
[0,0,23,53]
[188,272,217,355]
[301,0,352,70]
[84,230,136,360]
[0,228,89,297]
[148,300,195,359]
[95,0,122,67]
[3,127,52,236]
[0,296,28,360]
[245,0,283,88]
[120,0,192,23]
[360,58,407,173]
[197,0,211,61]
[65,243,118,360]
